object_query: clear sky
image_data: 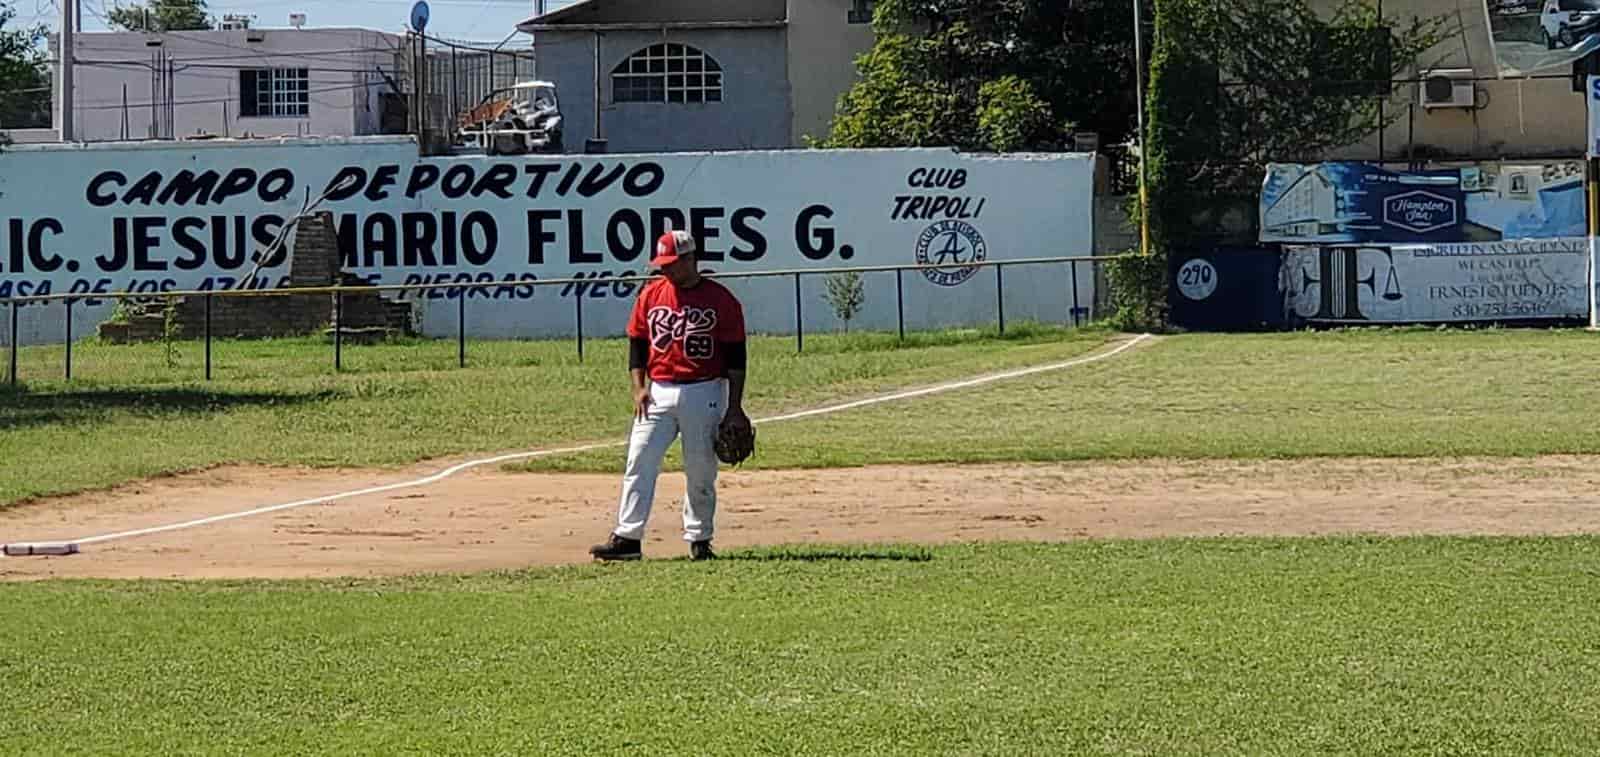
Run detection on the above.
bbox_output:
[20,0,580,47]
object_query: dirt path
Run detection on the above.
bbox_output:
[6,455,1600,580]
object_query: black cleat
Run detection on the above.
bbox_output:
[690,540,716,561]
[590,534,642,562]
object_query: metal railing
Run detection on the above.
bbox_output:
[2,254,1126,387]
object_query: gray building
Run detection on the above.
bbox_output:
[517,0,877,153]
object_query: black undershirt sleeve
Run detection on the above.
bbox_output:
[629,337,648,370]
[721,341,747,373]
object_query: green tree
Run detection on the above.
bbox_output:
[0,0,48,131]
[823,271,867,332]
[822,0,1152,152]
[1107,0,1444,330]
[107,0,213,32]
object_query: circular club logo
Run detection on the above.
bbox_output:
[1176,258,1218,301]
[915,220,988,287]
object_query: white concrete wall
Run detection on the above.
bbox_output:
[50,28,405,143]
[786,0,877,146]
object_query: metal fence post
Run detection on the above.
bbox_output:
[204,293,213,380]
[64,298,73,381]
[334,290,343,372]
[895,269,905,341]
[8,300,16,388]
[995,264,1005,336]
[793,272,803,353]
[458,291,467,368]
[1069,261,1082,327]
[575,292,585,363]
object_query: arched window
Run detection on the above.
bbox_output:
[612,43,724,104]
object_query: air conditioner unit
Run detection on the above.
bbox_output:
[1419,69,1475,109]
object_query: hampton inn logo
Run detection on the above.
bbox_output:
[1382,191,1458,234]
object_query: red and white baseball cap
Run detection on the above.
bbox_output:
[652,230,697,269]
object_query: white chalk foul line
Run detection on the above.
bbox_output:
[6,333,1152,553]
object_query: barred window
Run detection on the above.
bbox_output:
[239,68,309,117]
[612,43,723,104]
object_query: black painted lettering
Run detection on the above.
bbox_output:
[473,164,517,199]
[690,207,724,262]
[624,162,665,197]
[87,171,125,207]
[260,169,294,202]
[336,213,360,267]
[439,212,458,266]
[441,165,474,199]
[324,167,367,202]
[212,169,258,204]
[156,170,219,206]
[366,164,400,201]
[729,208,766,261]
[100,219,128,271]
[253,216,285,267]
[124,172,163,205]
[524,164,560,198]
[402,212,438,267]
[606,209,646,262]
[132,217,167,271]
[649,209,687,245]
[576,164,625,197]
[795,205,835,260]
[405,165,440,199]
[215,217,244,269]
[173,217,208,270]
[364,214,399,267]
[556,164,583,196]
[26,219,62,273]
[567,209,602,264]
[908,168,927,187]
[462,211,496,266]
[526,210,560,265]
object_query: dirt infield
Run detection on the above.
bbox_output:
[6,454,1600,580]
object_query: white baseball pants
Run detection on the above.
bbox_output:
[614,378,728,543]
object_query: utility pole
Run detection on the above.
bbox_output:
[58,0,75,141]
[1132,0,1148,257]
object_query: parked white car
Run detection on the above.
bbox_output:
[1543,0,1600,49]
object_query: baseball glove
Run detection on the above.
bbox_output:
[714,413,756,465]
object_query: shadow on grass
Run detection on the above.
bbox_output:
[718,546,935,563]
[0,386,337,431]
[750,322,1107,356]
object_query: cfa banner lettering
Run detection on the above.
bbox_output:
[1280,237,1589,323]
[1260,161,1585,245]
[0,139,1095,342]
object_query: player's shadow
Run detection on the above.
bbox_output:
[0,387,336,431]
[718,546,933,563]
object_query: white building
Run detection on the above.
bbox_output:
[41,27,411,143]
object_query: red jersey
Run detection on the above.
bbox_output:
[627,277,746,383]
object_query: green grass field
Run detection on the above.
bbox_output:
[5,539,1600,754]
[10,325,1600,753]
[0,323,1107,506]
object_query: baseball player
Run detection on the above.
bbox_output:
[590,230,750,562]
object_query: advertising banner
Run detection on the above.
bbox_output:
[1260,161,1586,244]
[1279,237,1589,323]
[1484,0,1600,77]
[0,138,1096,344]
